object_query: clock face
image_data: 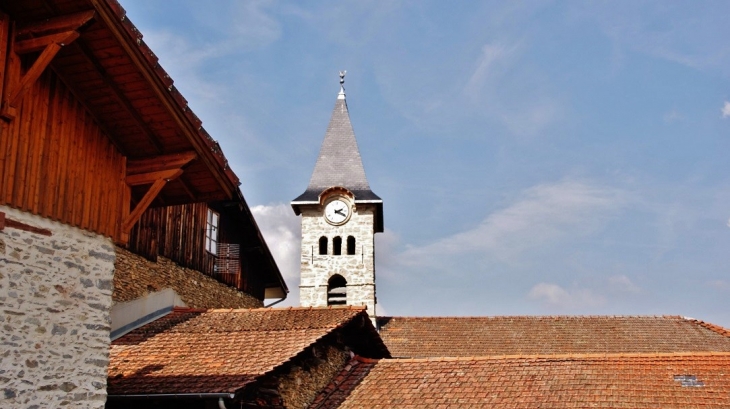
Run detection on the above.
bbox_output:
[324,199,350,225]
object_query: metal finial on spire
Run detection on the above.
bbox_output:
[338,70,346,100]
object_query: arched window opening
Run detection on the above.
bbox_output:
[347,236,356,255]
[327,275,347,306]
[319,236,328,255]
[333,236,342,255]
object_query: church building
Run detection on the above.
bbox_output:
[291,72,383,320]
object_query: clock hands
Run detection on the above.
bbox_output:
[334,208,346,217]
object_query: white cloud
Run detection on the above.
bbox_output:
[140,30,227,110]
[250,203,301,304]
[582,3,730,76]
[229,0,282,50]
[722,101,730,118]
[133,0,282,107]
[528,282,605,309]
[401,180,627,267]
[608,275,641,293]
[464,43,515,97]
[462,41,562,136]
[708,280,730,291]
[663,109,683,123]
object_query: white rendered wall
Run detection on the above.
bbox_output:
[0,205,116,408]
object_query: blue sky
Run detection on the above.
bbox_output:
[123,1,730,326]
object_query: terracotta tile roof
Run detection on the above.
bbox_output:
[307,356,378,409]
[322,353,730,408]
[378,315,730,358]
[108,306,382,396]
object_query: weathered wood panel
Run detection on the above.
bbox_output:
[127,202,265,298]
[0,65,127,241]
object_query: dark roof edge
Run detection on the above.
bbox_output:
[234,188,289,298]
[108,392,236,400]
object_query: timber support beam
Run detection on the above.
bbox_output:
[1,11,95,121]
[121,152,197,234]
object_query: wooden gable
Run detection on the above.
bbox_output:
[0,0,241,244]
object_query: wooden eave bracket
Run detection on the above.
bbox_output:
[1,11,95,121]
[126,151,197,176]
[121,152,197,233]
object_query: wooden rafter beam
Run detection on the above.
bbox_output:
[1,40,65,119]
[1,11,94,121]
[74,41,165,154]
[126,168,182,186]
[126,151,197,175]
[122,178,169,233]
[121,168,184,233]
[122,151,194,233]
[15,31,78,54]
[16,10,95,40]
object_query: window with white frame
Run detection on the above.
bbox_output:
[205,208,219,255]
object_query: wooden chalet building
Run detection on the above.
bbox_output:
[0,0,286,407]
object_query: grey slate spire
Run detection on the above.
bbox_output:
[292,73,382,231]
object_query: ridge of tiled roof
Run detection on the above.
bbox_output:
[324,352,730,408]
[381,314,684,320]
[381,351,730,362]
[205,305,367,313]
[378,315,730,358]
[683,316,730,337]
[108,307,384,396]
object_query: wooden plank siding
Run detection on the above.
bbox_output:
[127,202,266,299]
[0,65,127,241]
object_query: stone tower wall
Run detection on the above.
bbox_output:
[299,203,376,317]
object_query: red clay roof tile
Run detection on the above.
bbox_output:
[324,353,730,408]
[108,306,374,395]
[377,316,730,358]
[307,356,378,409]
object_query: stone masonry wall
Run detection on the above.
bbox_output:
[0,205,115,409]
[299,203,376,317]
[277,344,349,409]
[113,247,262,309]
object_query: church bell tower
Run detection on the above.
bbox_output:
[291,72,383,319]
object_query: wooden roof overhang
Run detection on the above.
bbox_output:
[0,0,240,242]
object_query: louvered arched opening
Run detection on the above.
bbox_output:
[327,274,347,306]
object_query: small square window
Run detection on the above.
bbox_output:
[205,209,219,255]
